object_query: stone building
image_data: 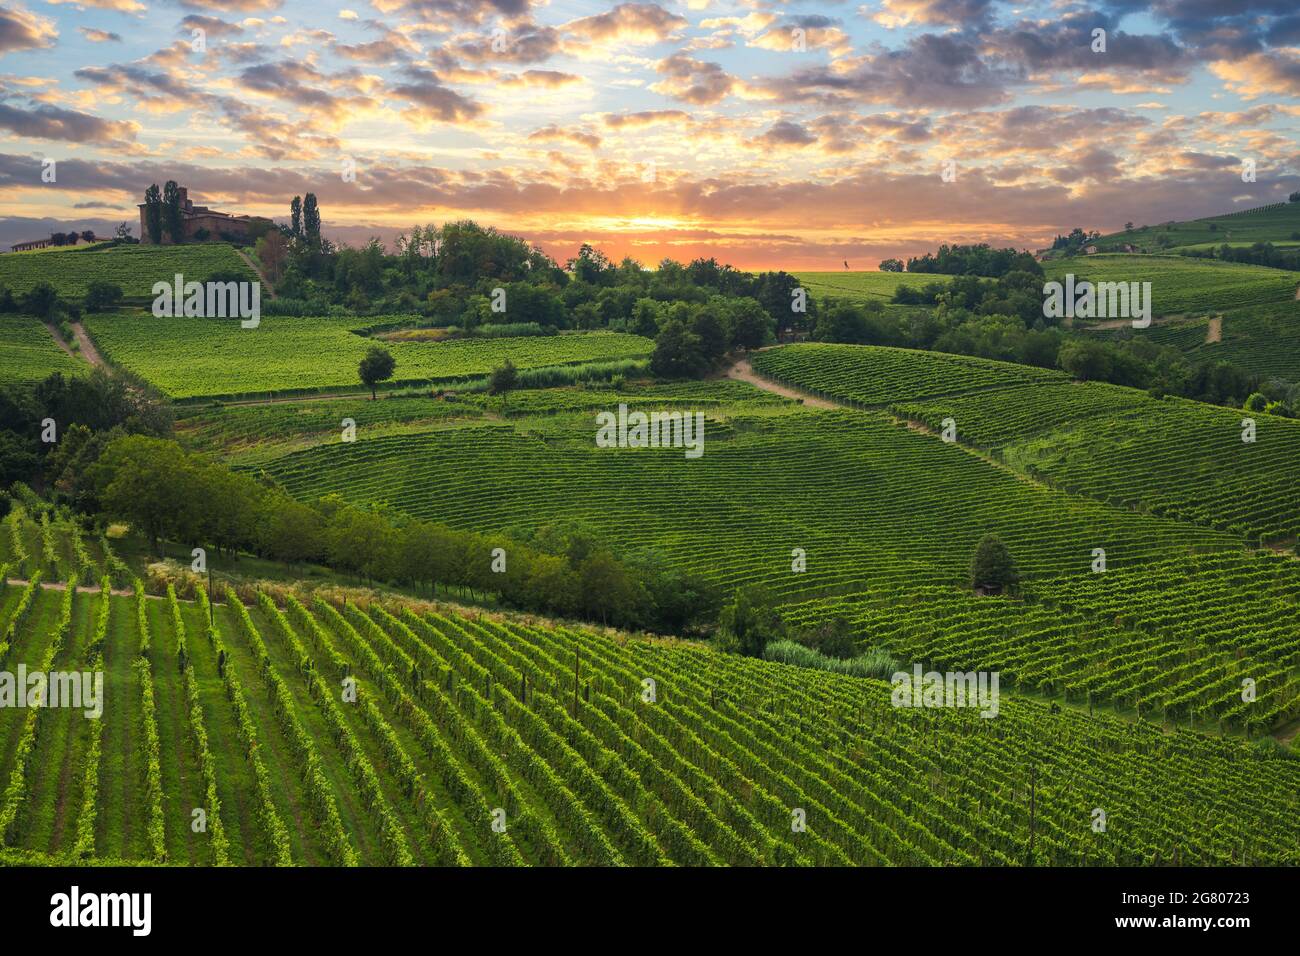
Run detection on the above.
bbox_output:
[138,186,272,244]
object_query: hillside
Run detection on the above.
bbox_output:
[1091,201,1300,254]
[0,244,256,301]
[0,572,1296,866]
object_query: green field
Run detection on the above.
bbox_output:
[792,271,950,303]
[1092,201,1300,253]
[0,571,1296,866]
[0,244,256,300]
[0,316,84,386]
[82,313,653,400]
[1042,254,1299,317]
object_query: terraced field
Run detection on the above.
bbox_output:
[890,378,1300,543]
[1042,255,1299,317]
[0,316,84,386]
[750,343,1065,406]
[792,271,950,304]
[0,244,256,300]
[83,312,653,400]
[1,581,1296,866]
[1092,201,1300,253]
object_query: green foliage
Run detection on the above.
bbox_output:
[970,534,1018,594]
[358,344,397,399]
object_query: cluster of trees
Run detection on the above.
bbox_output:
[0,369,172,494]
[1,279,124,320]
[43,231,97,247]
[801,261,1283,410]
[1049,228,1102,253]
[1184,241,1300,272]
[85,435,719,634]
[264,215,804,345]
[904,243,1042,277]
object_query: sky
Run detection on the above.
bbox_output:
[0,0,1297,269]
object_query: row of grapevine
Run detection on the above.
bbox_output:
[135,630,168,863]
[223,588,358,865]
[0,583,73,845]
[169,586,230,865]
[72,578,112,859]
[195,586,293,866]
[257,592,414,866]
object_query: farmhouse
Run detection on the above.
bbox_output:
[10,233,104,252]
[138,186,272,245]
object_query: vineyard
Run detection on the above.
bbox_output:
[791,271,950,304]
[0,244,256,300]
[1041,255,1299,317]
[0,581,1296,866]
[750,343,1065,406]
[0,316,84,386]
[1092,201,1300,253]
[82,313,653,400]
[887,378,1300,543]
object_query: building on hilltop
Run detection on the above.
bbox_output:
[10,233,106,252]
[137,186,273,245]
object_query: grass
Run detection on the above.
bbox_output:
[0,315,86,387]
[82,311,652,400]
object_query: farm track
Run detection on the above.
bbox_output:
[69,323,106,368]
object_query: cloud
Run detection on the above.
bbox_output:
[369,0,531,25]
[179,15,247,39]
[0,101,138,144]
[47,0,144,12]
[178,0,285,12]
[79,27,123,43]
[752,120,817,148]
[0,4,56,56]
[563,3,686,46]
[1211,49,1300,98]
[762,33,1015,109]
[870,0,996,29]
[651,54,737,105]
[391,67,485,124]
[528,124,601,149]
[601,109,691,129]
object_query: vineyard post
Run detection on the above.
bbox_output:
[208,560,214,626]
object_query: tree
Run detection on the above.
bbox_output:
[302,193,321,249]
[1244,391,1268,412]
[143,184,163,244]
[23,282,59,319]
[162,180,184,244]
[290,195,302,238]
[718,586,785,657]
[358,345,396,399]
[650,318,709,379]
[689,305,729,364]
[255,230,289,282]
[879,258,904,272]
[1124,222,1134,231]
[1057,338,1113,381]
[1290,192,1300,203]
[970,534,1018,595]
[729,297,774,350]
[488,359,519,408]
[89,435,199,555]
[577,550,638,626]
[84,281,123,312]
[80,229,96,243]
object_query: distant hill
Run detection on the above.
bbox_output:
[1091,200,1300,254]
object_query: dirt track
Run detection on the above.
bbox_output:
[725,355,839,409]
